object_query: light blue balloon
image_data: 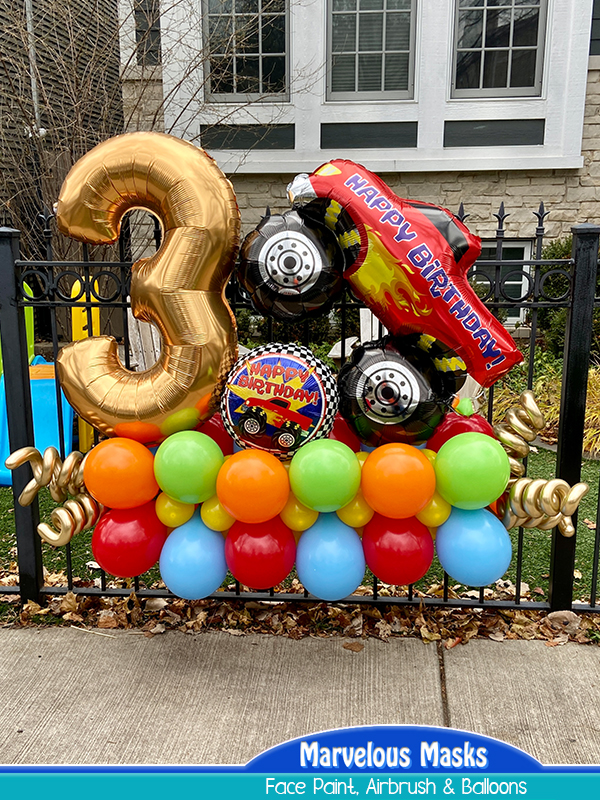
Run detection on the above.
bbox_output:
[159,510,227,600]
[436,507,512,587]
[296,514,365,601]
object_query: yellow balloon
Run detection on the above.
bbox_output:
[416,491,451,528]
[155,492,195,528]
[356,451,369,468]
[336,488,374,528]
[354,527,364,538]
[201,494,236,531]
[292,529,304,544]
[428,527,437,541]
[280,493,318,531]
[421,448,437,465]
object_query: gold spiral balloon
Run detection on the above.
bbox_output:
[493,389,546,476]
[5,446,103,547]
[55,131,240,442]
[498,477,589,538]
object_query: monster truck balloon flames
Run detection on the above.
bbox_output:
[283,160,522,389]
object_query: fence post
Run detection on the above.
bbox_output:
[549,223,600,611]
[0,228,43,604]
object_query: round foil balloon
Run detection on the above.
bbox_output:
[54,131,240,442]
[238,209,344,321]
[338,334,464,447]
[286,159,523,387]
[221,343,338,458]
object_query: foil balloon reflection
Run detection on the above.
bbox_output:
[238,209,345,321]
[338,333,466,447]
[287,160,523,387]
[55,132,240,442]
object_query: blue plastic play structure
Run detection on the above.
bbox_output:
[0,356,74,486]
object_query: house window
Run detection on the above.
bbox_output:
[328,0,416,101]
[452,0,546,98]
[206,0,287,99]
[135,0,161,66]
[471,241,533,328]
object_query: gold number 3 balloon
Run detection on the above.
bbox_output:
[55,132,240,443]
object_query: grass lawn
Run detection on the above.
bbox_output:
[0,447,598,605]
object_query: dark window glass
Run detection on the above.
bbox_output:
[358,52,383,90]
[263,56,286,91]
[358,13,384,50]
[513,7,539,47]
[485,8,511,47]
[262,14,285,52]
[456,50,481,89]
[236,56,260,92]
[209,0,232,12]
[384,51,409,90]
[591,0,600,55]
[331,54,356,90]
[330,0,413,95]
[210,57,235,92]
[483,49,509,87]
[208,0,287,96]
[454,0,544,94]
[386,12,410,50]
[510,48,536,86]
[457,9,483,48]
[135,0,161,66]
[209,16,233,52]
[332,14,356,51]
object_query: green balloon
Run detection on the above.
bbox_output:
[434,432,510,510]
[289,439,361,512]
[154,431,224,504]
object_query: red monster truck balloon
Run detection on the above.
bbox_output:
[286,161,522,388]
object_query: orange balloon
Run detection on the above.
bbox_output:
[83,438,159,509]
[216,450,290,524]
[361,443,436,519]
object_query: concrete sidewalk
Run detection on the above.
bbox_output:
[0,628,598,766]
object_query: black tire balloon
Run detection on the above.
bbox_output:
[238,210,345,321]
[338,334,466,447]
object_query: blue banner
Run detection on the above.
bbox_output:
[3,725,600,799]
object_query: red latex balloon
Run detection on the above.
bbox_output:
[225,517,296,590]
[427,411,496,452]
[196,412,234,456]
[362,513,434,586]
[91,502,168,578]
[288,160,522,387]
[328,412,362,451]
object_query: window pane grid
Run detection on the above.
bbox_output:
[207,0,287,97]
[330,0,414,98]
[454,0,544,96]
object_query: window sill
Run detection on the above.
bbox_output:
[208,148,584,175]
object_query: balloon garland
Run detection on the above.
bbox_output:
[4,137,591,599]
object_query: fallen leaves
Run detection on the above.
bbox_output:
[343,641,364,653]
[5,567,600,648]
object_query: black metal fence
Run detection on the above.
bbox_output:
[0,206,599,614]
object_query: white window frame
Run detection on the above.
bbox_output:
[203,0,290,103]
[326,0,417,102]
[451,0,547,99]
